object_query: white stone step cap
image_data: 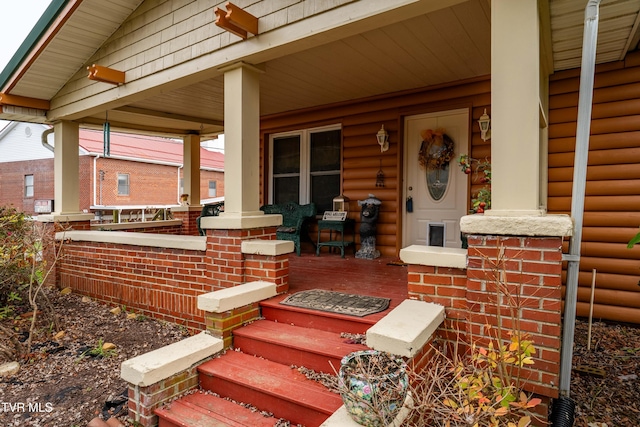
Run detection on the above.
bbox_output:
[198,280,277,313]
[241,239,294,255]
[320,392,413,426]
[121,331,222,386]
[366,299,445,358]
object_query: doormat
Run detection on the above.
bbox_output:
[280,290,390,317]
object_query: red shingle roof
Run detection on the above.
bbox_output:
[79,129,224,170]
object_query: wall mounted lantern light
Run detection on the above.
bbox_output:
[376,125,389,152]
[478,108,491,141]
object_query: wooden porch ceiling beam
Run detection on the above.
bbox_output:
[214,2,259,39]
[214,7,247,39]
[226,2,259,36]
[0,93,50,110]
[115,106,224,127]
[87,64,125,85]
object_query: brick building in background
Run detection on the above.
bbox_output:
[0,122,224,215]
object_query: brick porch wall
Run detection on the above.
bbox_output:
[56,226,284,331]
[407,235,563,401]
[57,241,211,330]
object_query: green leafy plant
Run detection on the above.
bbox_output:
[458,155,492,213]
[0,305,15,320]
[85,338,117,358]
[627,230,640,248]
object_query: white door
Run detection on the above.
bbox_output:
[403,109,469,248]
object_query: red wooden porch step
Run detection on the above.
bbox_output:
[156,295,378,427]
[198,350,343,426]
[233,319,368,373]
[259,293,379,334]
[156,391,278,427]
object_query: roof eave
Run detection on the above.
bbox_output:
[0,0,74,93]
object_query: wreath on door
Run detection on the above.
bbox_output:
[418,128,455,170]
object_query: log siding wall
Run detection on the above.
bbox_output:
[548,50,640,323]
[261,76,491,256]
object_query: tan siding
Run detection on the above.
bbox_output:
[261,76,490,257]
[548,50,640,323]
[54,0,356,108]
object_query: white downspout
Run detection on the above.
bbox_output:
[559,0,601,398]
[177,166,183,204]
[93,155,100,207]
[41,128,54,152]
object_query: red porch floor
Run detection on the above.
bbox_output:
[285,248,409,321]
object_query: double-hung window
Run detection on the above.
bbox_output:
[208,180,217,197]
[117,173,130,196]
[269,125,341,213]
[24,175,34,198]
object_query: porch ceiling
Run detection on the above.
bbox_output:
[1,0,639,137]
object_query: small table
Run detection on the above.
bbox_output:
[316,218,356,258]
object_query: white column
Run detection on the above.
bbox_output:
[488,0,543,216]
[183,134,201,206]
[222,63,262,216]
[53,120,80,215]
[206,62,280,230]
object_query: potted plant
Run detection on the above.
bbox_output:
[338,349,409,426]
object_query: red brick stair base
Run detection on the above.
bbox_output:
[127,362,205,427]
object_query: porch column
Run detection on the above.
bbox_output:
[222,63,261,216]
[489,0,543,216]
[206,62,279,230]
[183,133,201,206]
[54,120,81,215]
[38,120,92,228]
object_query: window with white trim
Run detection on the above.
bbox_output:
[208,180,217,197]
[24,175,34,198]
[117,173,130,196]
[269,125,341,213]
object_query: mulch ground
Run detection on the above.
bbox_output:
[571,318,640,427]
[1,288,639,426]
[0,288,189,427]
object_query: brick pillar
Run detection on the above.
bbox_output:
[127,362,204,426]
[404,233,564,402]
[466,235,563,399]
[204,303,261,348]
[244,253,290,294]
[205,227,277,289]
[171,207,201,236]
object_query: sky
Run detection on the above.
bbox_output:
[0,1,52,131]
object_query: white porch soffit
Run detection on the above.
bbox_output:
[549,0,640,71]
[0,0,638,134]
